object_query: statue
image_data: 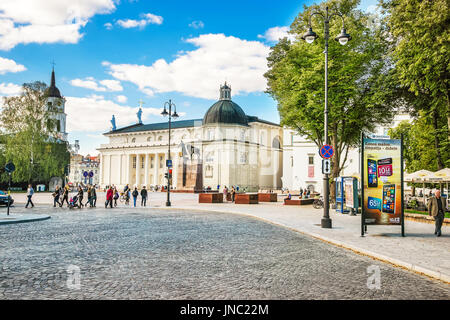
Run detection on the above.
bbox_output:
[137,108,143,124]
[111,115,116,131]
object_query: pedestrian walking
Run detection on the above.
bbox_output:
[113,188,119,207]
[105,186,113,208]
[25,184,34,208]
[91,186,97,207]
[60,186,69,207]
[77,186,84,208]
[428,190,447,237]
[231,186,235,202]
[223,186,228,202]
[53,185,62,207]
[141,186,148,206]
[299,188,303,198]
[85,186,92,207]
[132,187,139,207]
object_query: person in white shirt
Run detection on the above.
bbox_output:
[25,184,34,208]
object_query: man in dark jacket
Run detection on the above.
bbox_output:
[53,185,62,207]
[428,190,447,237]
[60,186,69,207]
[141,186,148,207]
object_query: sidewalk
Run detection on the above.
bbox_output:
[0,212,50,225]
[9,191,450,283]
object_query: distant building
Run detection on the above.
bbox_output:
[69,154,100,186]
[282,111,412,193]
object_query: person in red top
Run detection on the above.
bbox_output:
[105,186,114,208]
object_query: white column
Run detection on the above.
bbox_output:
[127,154,132,187]
[136,153,141,187]
[108,155,112,186]
[99,154,103,186]
[119,154,122,185]
[154,153,159,185]
[144,154,149,187]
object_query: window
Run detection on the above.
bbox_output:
[158,136,163,141]
[240,130,245,141]
[260,131,265,146]
[151,157,154,169]
[159,156,163,168]
[131,138,136,143]
[291,156,294,167]
[141,156,145,169]
[205,165,213,178]
[291,134,294,145]
[308,155,314,165]
[147,137,152,142]
[133,156,136,168]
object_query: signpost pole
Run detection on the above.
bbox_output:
[401,133,405,237]
[7,173,11,216]
[361,133,365,237]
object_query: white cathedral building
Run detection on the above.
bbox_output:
[98,83,283,191]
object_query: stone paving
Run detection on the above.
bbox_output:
[0,204,449,300]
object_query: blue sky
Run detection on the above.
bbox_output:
[0,0,379,155]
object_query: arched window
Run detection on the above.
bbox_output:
[272,136,281,149]
[260,131,265,146]
[147,137,152,142]
[158,136,163,141]
[131,138,136,143]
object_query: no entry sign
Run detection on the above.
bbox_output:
[319,144,334,159]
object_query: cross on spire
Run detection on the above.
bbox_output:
[51,60,56,70]
[138,98,145,108]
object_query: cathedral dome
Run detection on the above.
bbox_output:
[203,83,248,126]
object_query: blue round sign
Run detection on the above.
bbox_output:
[319,144,334,159]
[89,171,94,177]
[83,171,88,177]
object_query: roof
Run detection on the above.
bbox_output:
[45,69,62,98]
[203,100,248,126]
[247,116,280,127]
[105,119,202,135]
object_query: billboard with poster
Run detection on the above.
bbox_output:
[362,137,403,226]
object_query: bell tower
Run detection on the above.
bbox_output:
[219,82,231,101]
[45,66,68,141]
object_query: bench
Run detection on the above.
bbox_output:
[235,193,259,204]
[199,193,224,203]
[284,199,314,205]
[258,193,278,202]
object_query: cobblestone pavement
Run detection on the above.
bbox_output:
[0,206,449,300]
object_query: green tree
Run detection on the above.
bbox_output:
[0,81,70,184]
[381,0,450,168]
[265,0,396,196]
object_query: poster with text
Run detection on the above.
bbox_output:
[363,138,402,225]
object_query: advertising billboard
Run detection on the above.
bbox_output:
[362,137,403,225]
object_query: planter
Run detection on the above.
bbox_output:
[258,193,277,202]
[199,193,223,203]
[235,193,259,204]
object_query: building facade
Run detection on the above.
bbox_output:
[69,154,100,186]
[282,112,412,193]
[98,83,283,191]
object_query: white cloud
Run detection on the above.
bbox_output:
[70,78,122,92]
[189,20,204,29]
[103,33,270,100]
[0,82,22,96]
[258,26,296,42]
[65,95,163,132]
[0,0,116,50]
[116,95,127,103]
[104,22,113,30]
[116,12,163,29]
[0,57,26,74]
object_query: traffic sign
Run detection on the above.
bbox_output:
[322,159,331,174]
[5,162,15,173]
[319,144,334,159]
[166,159,172,167]
[89,171,94,177]
[83,171,88,177]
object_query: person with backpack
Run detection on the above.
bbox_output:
[91,186,97,207]
[77,186,84,208]
[132,187,139,207]
[85,186,92,207]
[141,186,148,206]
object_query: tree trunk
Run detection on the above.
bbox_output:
[432,109,445,170]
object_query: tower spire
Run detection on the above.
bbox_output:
[219,82,231,101]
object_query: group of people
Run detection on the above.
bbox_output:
[222,186,238,202]
[104,184,149,208]
[51,185,97,208]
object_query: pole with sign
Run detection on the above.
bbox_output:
[319,144,334,228]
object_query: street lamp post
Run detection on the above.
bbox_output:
[161,100,179,207]
[302,6,351,229]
